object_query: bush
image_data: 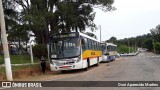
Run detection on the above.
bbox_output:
[154,42,160,54]
[118,45,129,53]
[32,44,47,59]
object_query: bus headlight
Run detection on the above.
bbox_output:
[51,55,57,58]
[76,56,81,63]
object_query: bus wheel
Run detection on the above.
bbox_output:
[84,67,88,71]
[95,57,99,66]
[84,60,89,71]
[113,56,116,61]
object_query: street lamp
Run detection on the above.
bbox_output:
[96,25,101,42]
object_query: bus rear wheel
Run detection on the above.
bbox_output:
[113,56,116,61]
[83,60,89,71]
[95,57,99,66]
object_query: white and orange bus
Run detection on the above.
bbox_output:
[49,32,102,72]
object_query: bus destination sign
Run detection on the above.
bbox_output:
[52,33,78,39]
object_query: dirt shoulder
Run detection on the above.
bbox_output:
[1,57,124,81]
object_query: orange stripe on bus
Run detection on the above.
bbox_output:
[83,56,102,60]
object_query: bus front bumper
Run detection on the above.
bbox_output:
[50,63,82,71]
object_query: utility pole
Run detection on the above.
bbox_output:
[99,25,101,42]
[96,25,101,42]
[0,0,13,81]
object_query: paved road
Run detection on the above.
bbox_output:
[2,51,160,90]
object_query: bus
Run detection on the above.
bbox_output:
[49,32,102,72]
[101,42,117,62]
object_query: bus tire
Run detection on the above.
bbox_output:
[84,59,89,71]
[108,56,111,62]
[113,56,116,61]
[84,65,88,71]
[95,57,99,66]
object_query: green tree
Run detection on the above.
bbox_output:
[15,0,115,44]
[115,24,160,53]
[118,45,129,53]
[150,24,160,42]
[116,34,153,53]
[32,44,47,58]
[3,0,29,54]
[106,36,117,43]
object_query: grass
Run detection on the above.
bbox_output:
[0,56,3,64]
[0,64,40,73]
[0,54,49,74]
[0,54,40,64]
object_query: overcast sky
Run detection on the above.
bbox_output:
[92,0,160,41]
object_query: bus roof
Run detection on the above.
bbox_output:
[50,32,100,42]
[100,42,117,47]
[79,32,100,42]
[106,43,117,47]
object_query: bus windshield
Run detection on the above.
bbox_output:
[50,37,81,59]
[101,45,107,55]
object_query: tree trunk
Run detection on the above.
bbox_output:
[18,37,21,54]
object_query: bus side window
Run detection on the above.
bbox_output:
[92,41,95,50]
[88,39,91,50]
[95,42,98,50]
[98,42,101,50]
[93,41,96,50]
[84,38,88,49]
[107,46,109,51]
[81,38,86,51]
[91,40,94,50]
